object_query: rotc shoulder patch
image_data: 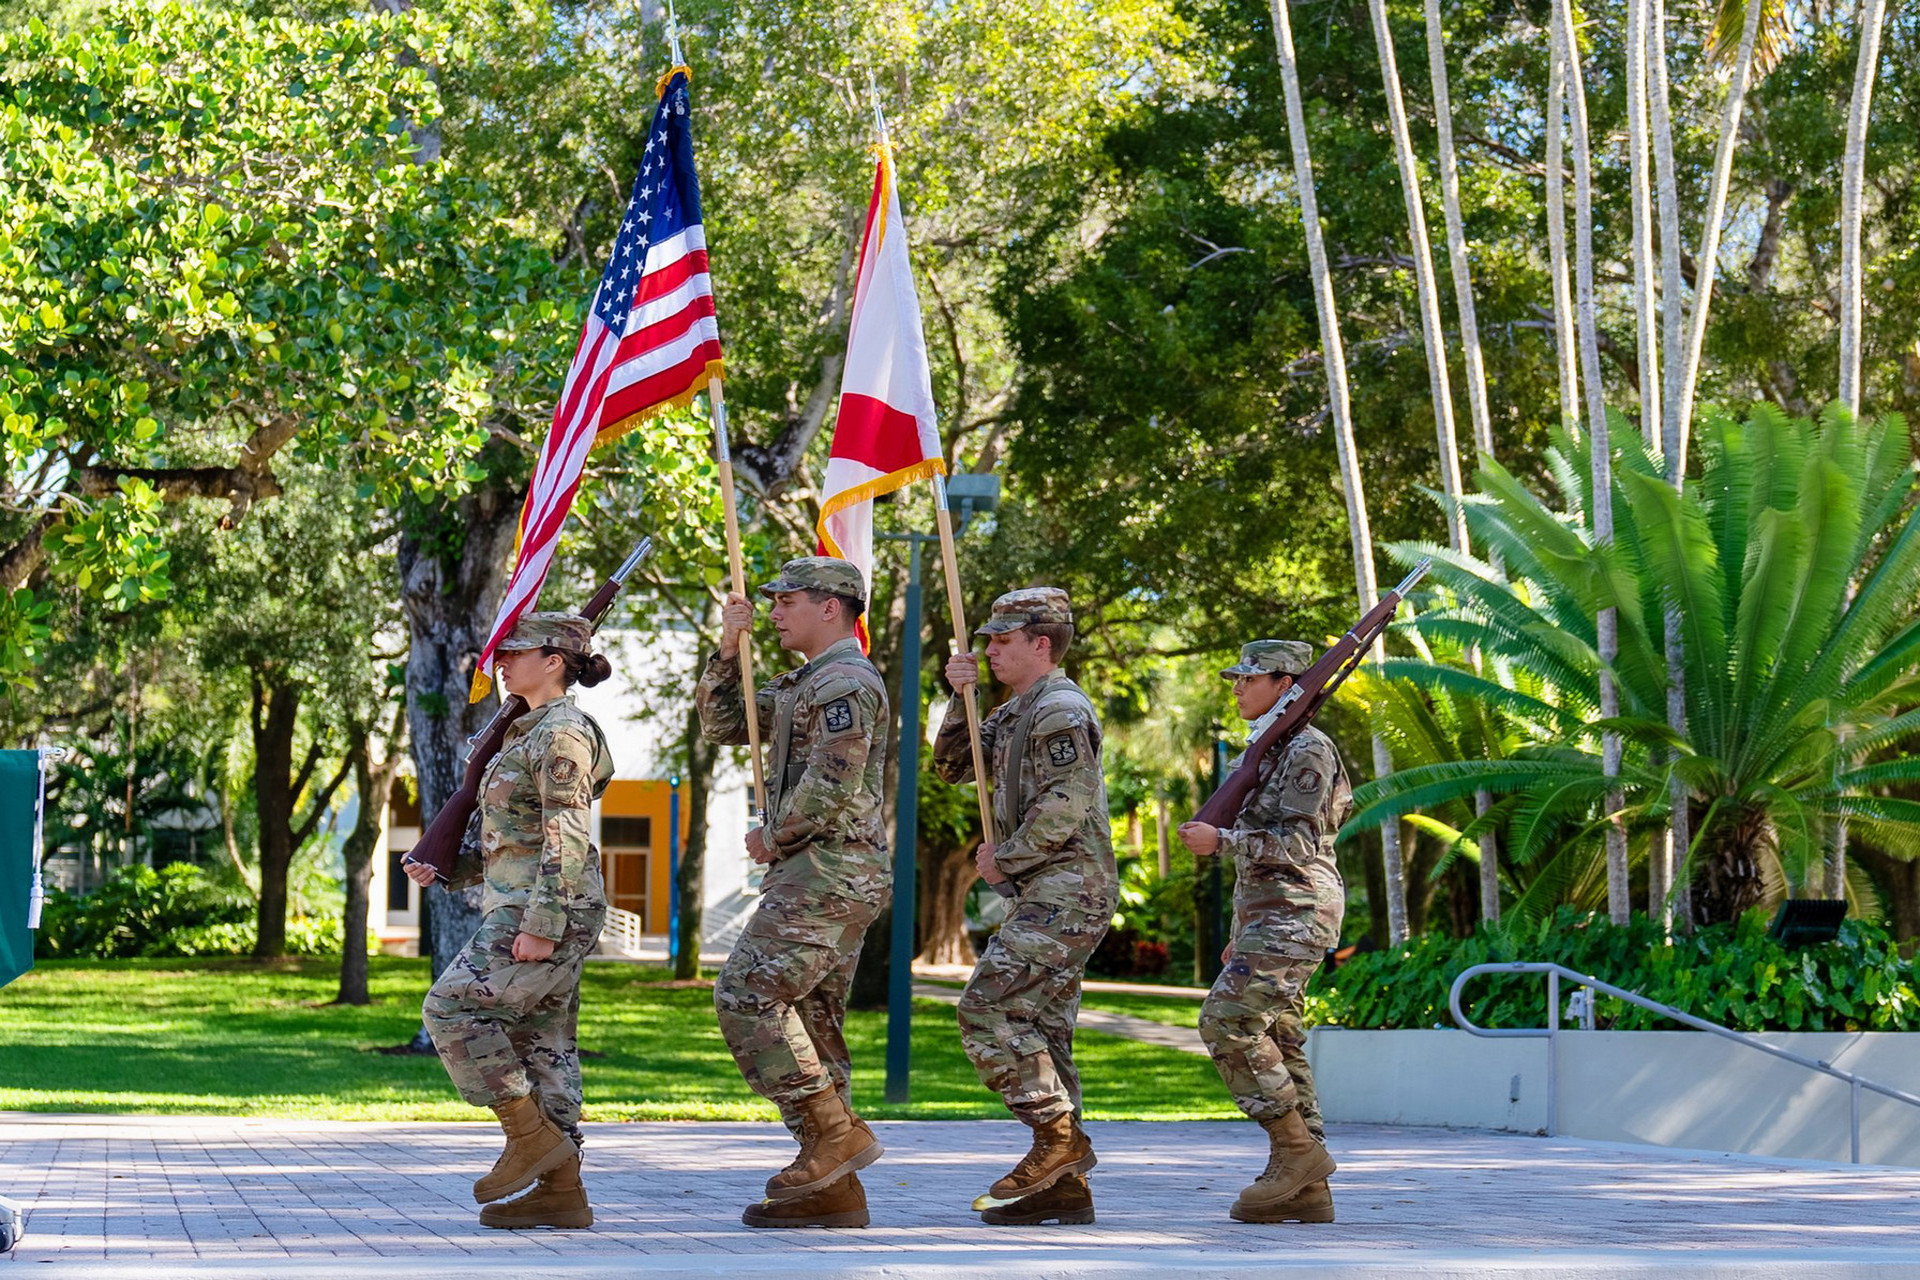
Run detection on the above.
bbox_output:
[1046,731,1080,766]
[549,756,581,787]
[823,698,854,734]
[1291,766,1322,794]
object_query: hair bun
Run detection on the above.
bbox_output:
[577,652,613,688]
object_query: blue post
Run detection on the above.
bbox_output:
[668,773,682,968]
[886,538,924,1104]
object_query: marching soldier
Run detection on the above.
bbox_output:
[936,587,1115,1227]
[1179,639,1349,1224]
[697,556,891,1229]
[412,612,616,1230]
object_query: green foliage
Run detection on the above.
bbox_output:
[1313,907,1920,1033]
[33,864,345,959]
[1349,407,1920,924]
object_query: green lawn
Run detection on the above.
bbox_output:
[1079,989,1206,1029]
[0,958,1236,1121]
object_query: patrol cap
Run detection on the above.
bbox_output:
[1221,639,1313,679]
[758,555,866,605]
[497,611,594,656]
[975,586,1073,635]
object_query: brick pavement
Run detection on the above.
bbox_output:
[2,1114,1918,1277]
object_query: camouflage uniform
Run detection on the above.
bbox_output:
[933,588,1116,1125]
[423,614,614,1151]
[698,558,891,1120]
[1197,640,1350,1140]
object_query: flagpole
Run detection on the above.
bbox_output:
[708,380,769,819]
[868,79,997,845]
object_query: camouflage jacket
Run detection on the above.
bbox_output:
[444,695,614,940]
[933,672,1117,913]
[1222,722,1350,957]
[695,637,891,942]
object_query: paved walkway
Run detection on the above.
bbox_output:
[911,982,1206,1055]
[4,1114,1918,1277]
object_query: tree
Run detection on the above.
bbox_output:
[1349,406,1920,927]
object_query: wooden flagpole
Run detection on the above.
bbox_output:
[931,475,995,844]
[708,377,768,818]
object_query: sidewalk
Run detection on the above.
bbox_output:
[911,982,1205,1055]
[4,1114,1918,1277]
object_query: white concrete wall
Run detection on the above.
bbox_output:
[1309,1028,1920,1167]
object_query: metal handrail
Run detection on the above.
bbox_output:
[1449,961,1920,1163]
[602,906,645,957]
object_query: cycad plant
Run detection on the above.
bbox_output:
[1346,405,1920,926]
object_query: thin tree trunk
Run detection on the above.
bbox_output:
[1270,0,1406,940]
[1368,0,1470,555]
[676,701,711,979]
[1625,0,1661,445]
[1546,22,1579,435]
[1155,796,1171,879]
[338,704,406,1005]
[1423,0,1492,462]
[251,674,299,960]
[1556,0,1629,923]
[1677,0,1764,448]
[1837,0,1888,417]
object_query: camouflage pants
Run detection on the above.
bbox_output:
[1198,945,1325,1139]
[712,914,874,1115]
[957,899,1110,1125]
[422,904,606,1148]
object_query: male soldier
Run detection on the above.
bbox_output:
[936,587,1115,1227]
[1179,639,1350,1224]
[696,556,890,1229]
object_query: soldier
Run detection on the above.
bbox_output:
[935,587,1115,1227]
[410,612,616,1230]
[697,556,891,1229]
[1178,639,1350,1224]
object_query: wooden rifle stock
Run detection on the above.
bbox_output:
[404,537,655,880]
[1191,560,1429,830]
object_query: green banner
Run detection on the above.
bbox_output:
[0,749,41,988]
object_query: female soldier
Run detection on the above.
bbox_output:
[408,612,615,1230]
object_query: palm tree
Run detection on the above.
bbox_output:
[1348,406,1920,926]
[1544,14,1578,432]
[1837,0,1889,418]
[1366,0,1470,557]
[1267,0,1409,941]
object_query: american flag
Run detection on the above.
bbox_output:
[471,66,723,702]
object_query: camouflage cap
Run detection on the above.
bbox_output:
[497,611,594,656]
[975,586,1073,635]
[758,555,866,604]
[1221,638,1313,679]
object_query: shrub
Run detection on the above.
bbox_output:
[1309,906,1919,1033]
[33,863,346,958]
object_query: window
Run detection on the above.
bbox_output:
[600,815,653,923]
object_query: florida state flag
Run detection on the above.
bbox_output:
[815,143,946,647]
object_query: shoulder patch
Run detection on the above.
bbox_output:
[1046,731,1080,767]
[1290,765,1322,794]
[823,698,854,734]
[548,755,581,787]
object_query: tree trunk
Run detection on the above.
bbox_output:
[1624,0,1661,446]
[1694,809,1769,925]
[1423,0,1492,463]
[251,673,300,959]
[339,705,408,1005]
[399,484,522,1009]
[1837,0,1888,417]
[1268,0,1404,940]
[1367,0,1470,557]
[675,698,711,979]
[1677,0,1762,444]
[1545,22,1578,431]
[917,835,980,967]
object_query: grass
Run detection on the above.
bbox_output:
[0,958,1237,1121]
[1078,989,1206,1030]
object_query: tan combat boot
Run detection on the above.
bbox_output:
[479,1155,593,1229]
[763,1089,883,1202]
[1231,1177,1334,1224]
[979,1172,1095,1226]
[971,1113,1096,1210]
[742,1170,870,1229]
[1229,1109,1336,1219]
[473,1094,578,1204]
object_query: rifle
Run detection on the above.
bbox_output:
[1191,560,1430,830]
[403,536,656,881]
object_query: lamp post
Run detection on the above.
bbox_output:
[878,473,999,1104]
[667,772,682,969]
